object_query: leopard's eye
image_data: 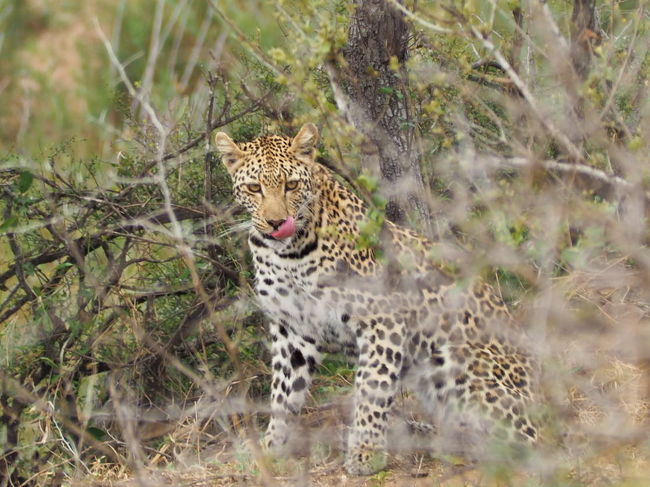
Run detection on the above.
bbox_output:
[285,180,299,191]
[246,183,262,193]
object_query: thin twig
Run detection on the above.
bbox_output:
[482,155,649,201]
[0,371,126,465]
[3,193,36,300]
[468,25,586,163]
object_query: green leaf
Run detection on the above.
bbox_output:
[24,262,36,276]
[357,172,378,193]
[86,427,108,441]
[16,171,34,193]
[371,194,387,210]
[0,215,19,232]
[628,136,642,151]
[39,356,58,369]
[55,261,74,271]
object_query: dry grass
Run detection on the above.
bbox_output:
[68,362,649,486]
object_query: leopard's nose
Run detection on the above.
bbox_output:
[266,219,286,230]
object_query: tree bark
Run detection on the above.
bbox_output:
[570,0,597,80]
[335,0,427,224]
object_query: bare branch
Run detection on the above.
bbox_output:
[480,155,649,202]
[467,24,586,163]
[0,207,206,290]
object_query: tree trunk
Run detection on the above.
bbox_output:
[333,0,427,225]
[570,0,597,80]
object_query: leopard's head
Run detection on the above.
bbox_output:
[214,123,319,241]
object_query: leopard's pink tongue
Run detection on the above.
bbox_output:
[270,216,296,239]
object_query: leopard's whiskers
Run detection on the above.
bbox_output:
[216,220,252,239]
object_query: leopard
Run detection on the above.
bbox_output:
[214,123,539,475]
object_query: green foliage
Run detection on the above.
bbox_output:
[315,355,354,399]
[354,171,388,256]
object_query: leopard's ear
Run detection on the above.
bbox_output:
[214,132,245,174]
[290,123,319,162]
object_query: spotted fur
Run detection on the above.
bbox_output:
[215,124,538,475]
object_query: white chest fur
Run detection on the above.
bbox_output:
[251,241,353,346]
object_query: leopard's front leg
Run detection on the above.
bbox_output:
[345,315,405,475]
[264,320,321,449]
